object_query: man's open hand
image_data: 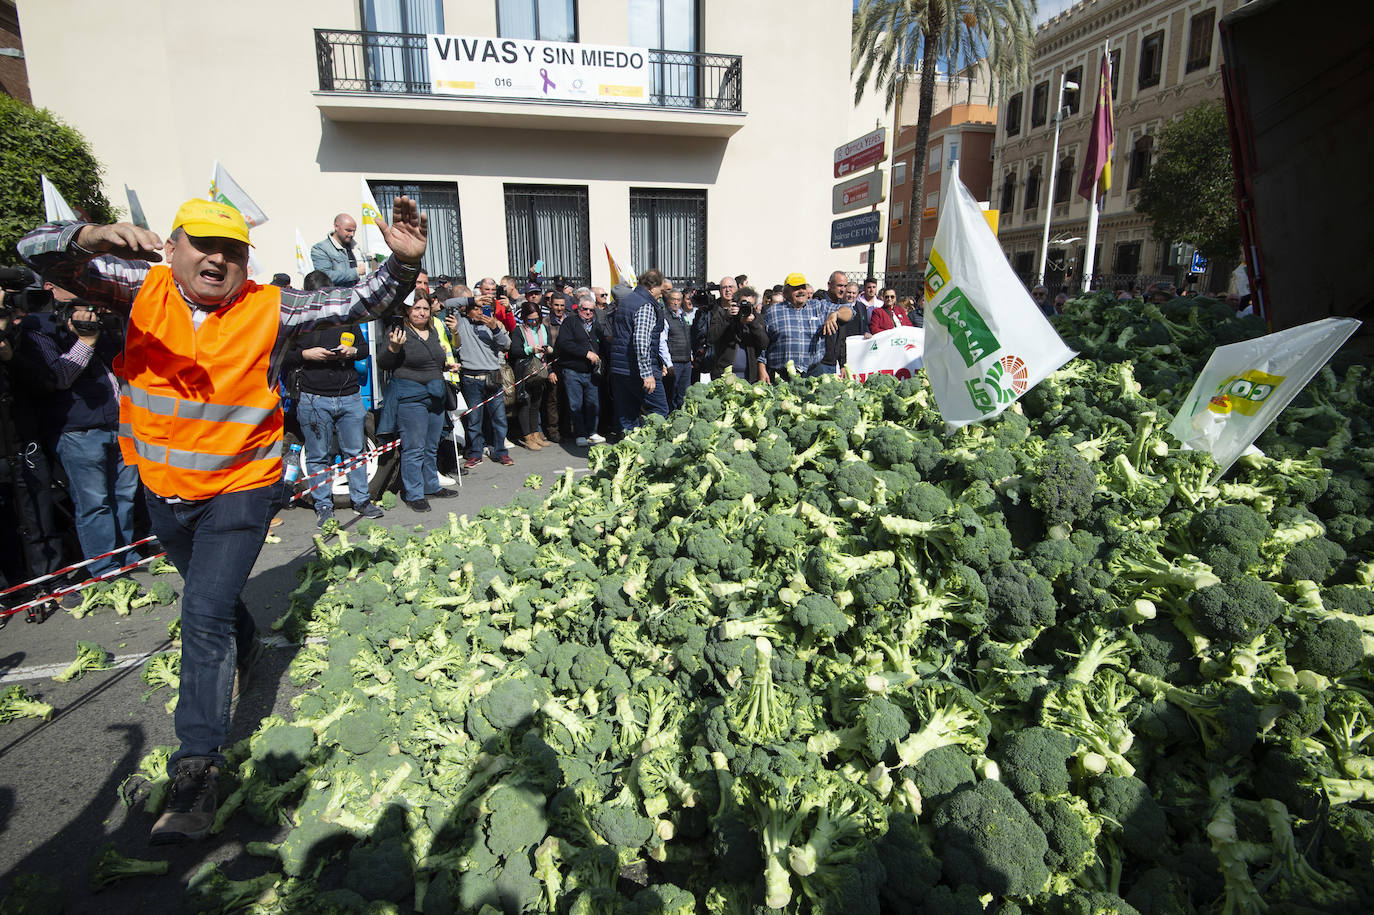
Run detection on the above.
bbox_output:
[376,196,428,266]
[75,223,163,262]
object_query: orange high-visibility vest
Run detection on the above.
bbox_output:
[115,265,284,500]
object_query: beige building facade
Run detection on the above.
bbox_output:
[993,0,1244,294]
[16,0,887,290]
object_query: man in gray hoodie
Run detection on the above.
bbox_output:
[445,299,513,469]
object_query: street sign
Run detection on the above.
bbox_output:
[830,211,883,249]
[1191,251,1209,274]
[833,169,885,214]
[834,128,887,179]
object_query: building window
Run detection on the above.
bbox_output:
[1023,165,1042,212]
[629,188,706,290]
[504,184,590,287]
[891,202,904,223]
[1030,81,1049,127]
[947,140,959,164]
[893,161,908,186]
[369,180,465,282]
[928,145,942,173]
[925,191,939,211]
[1064,66,1083,115]
[1054,156,1075,205]
[1114,240,1142,274]
[497,0,577,42]
[1005,93,1023,136]
[922,237,935,260]
[629,0,699,103]
[1110,49,1121,98]
[888,241,904,267]
[1186,9,1216,72]
[1128,135,1154,188]
[360,0,443,91]
[1138,30,1164,89]
[362,0,442,31]
[1014,251,1034,279]
[1000,170,1016,213]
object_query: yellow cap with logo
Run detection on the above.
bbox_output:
[784,272,807,287]
[171,199,252,246]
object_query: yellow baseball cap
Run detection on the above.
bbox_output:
[171,199,252,246]
[785,272,807,287]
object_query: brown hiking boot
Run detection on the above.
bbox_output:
[523,434,543,450]
[150,756,219,844]
[534,431,550,446]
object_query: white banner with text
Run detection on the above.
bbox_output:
[426,34,651,104]
[847,327,926,382]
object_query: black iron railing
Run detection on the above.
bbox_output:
[315,29,742,112]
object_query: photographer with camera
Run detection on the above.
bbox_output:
[25,282,138,580]
[705,285,768,383]
[0,273,65,584]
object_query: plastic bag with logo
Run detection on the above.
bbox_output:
[1166,317,1361,478]
[922,163,1076,430]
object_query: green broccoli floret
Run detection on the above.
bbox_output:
[867,425,916,469]
[849,566,902,612]
[906,743,976,809]
[1084,773,1169,861]
[484,783,549,859]
[588,787,654,848]
[250,723,316,781]
[984,561,1057,642]
[89,842,169,890]
[1128,670,1259,762]
[874,810,941,909]
[1287,615,1364,677]
[810,694,909,764]
[790,593,851,640]
[1186,503,1270,581]
[625,883,697,915]
[1130,618,1201,685]
[1045,888,1143,915]
[343,838,412,902]
[1326,583,1374,617]
[53,641,114,683]
[753,431,795,474]
[991,726,1076,797]
[834,460,880,502]
[1189,578,1284,645]
[896,481,952,522]
[1031,443,1098,528]
[1021,792,1101,885]
[0,872,65,913]
[1125,867,1194,915]
[0,684,55,723]
[1279,537,1346,584]
[930,779,1050,897]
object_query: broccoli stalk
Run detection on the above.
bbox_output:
[53,641,114,683]
[0,684,55,723]
[894,686,988,769]
[140,652,180,701]
[728,637,788,744]
[89,842,169,890]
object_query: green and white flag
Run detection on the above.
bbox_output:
[922,163,1076,429]
[359,178,391,260]
[208,161,267,228]
[41,174,77,223]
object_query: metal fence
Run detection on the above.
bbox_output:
[315,30,743,112]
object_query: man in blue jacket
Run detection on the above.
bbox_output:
[607,269,665,432]
[309,214,366,287]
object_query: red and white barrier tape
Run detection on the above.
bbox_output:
[287,437,403,503]
[0,534,161,600]
[1,551,166,620]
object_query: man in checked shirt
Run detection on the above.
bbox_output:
[757,272,854,383]
[18,196,427,845]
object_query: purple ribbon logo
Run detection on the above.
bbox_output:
[540,68,556,93]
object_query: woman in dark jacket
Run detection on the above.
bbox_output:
[378,295,456,511]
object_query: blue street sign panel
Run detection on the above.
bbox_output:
[1191,251,1209,274]
[830,211,883,249]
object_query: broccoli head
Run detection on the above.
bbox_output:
[930,779,1050,897]
[991,726,1076,798]
[1189,578,1284,645]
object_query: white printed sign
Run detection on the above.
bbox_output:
[847,327,925,381]
[427,34,651,104]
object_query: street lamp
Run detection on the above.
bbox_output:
[1035,74,1080,287]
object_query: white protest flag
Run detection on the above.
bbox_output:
[605,243,637,289]
[922,163,1076,429]
[847,327,925,382]
[208,161,268,228]
[125,185,150,229]
[41,175,78,222]
[359,178,391,260]
[295,228,310,276]
[1167,317,1361,478]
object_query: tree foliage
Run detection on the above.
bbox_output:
[1135,101,1241,261]
[852,0,1036,271]
[0,95,116,265]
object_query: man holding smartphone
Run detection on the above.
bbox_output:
[284,270,380,527]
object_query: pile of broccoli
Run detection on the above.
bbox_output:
[71,291,1374,914]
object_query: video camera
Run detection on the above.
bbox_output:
[0,267,52,316]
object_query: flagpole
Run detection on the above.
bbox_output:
[1036,72,1068,287]
[1080,40,1111,294]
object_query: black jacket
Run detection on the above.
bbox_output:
[553,316,603,374]
[706,309,768,382]
[283,324,363,397]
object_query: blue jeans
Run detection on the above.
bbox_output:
[459,373,509,461]
[296,392,368,509]
[55,427,138,577]
[147,480,281,771]
[643,370,669,418]
[611,373,646,432]
[668,363,692,412]
[562,369,599,437]
[396,398,443,501]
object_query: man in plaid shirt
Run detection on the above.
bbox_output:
[758,272,854,383]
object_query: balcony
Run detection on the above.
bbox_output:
[313,29,745,137]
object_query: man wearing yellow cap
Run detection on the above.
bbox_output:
[757,272,853,383]
[18,196,427,844]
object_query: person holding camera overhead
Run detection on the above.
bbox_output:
[25,281,138,580]
[706,285,768,383]
[445,295,514,470]
[379,293,459,512]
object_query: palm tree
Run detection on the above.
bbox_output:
[853,0,1036,276]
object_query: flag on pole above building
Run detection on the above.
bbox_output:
[295,228,310,276]
[208,161,267,228]
[1077,49,1115,200]
[605,243,636,288]
[41,175,77,222]
[359,178,391,260]
[125,185,150,229]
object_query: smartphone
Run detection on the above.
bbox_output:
[533,259,545,274]
[481,302,493,318]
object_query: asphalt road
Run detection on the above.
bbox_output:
[0,437,590,912]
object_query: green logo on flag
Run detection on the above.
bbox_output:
[931,286,1000,367]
